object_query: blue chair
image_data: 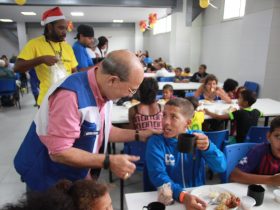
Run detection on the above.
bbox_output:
[0,78,20,109]
[157,77,174,82]
[204,129,229,150]
[185,91,195,97]
[244,81,260,97]
[245,126,270,143]
[220,143,257,183]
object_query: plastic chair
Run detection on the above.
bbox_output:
[0,78,21,109]
[204,129,229,150]
[245,126,270,143]
[157,77,174,82]
[220,143,257,183]
[120,141,146,210]
[185,91,195,97]
[244,81,259,97]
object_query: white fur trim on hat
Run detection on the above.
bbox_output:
[41,15,65,26]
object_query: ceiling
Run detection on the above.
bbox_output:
[0,5,171,23]
[0,0,177,23]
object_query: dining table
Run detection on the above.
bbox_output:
[125,182,280,210]
[111,98,280,125]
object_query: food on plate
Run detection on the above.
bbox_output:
[214,192,240,210]
[209,191,219,199]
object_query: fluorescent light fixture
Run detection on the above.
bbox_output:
[21,12,36,16]
[0,19,13,22]
[113,19,124,23]
[71,12,84,16]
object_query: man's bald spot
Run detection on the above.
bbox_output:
[102,50,143,81]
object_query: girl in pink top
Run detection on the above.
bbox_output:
[129,78,163,130]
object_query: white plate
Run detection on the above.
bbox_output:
[191,185,237,210]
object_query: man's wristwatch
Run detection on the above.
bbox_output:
[103,154,110,170]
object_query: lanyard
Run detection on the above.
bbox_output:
[46,38,63,60]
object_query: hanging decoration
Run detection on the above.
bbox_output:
[148,13,157,29]
[67,21,74,32]
[199,0,209,8]
[139,20,147,32]
[139,13,158,32]
[199,0,218,9]
[15,0,26,5]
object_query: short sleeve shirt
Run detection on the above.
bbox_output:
[17,35,78,105]
[237,143,280,175]
[229,108,262,141]
[73,41,94,71]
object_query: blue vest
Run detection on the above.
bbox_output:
[14,72,111,191]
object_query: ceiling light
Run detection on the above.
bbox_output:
[71,12,84,17]
[21,12,36,16]
[113,19,124,23]
[0,19,13,22]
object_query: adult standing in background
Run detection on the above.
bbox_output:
[95,36,109,58]
[14,50,161,191]
[86,37,99,64]
[190,64,208,83]
[73,24,95,71]
[14,7,78,106]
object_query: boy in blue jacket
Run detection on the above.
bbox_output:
[146,98,226,210]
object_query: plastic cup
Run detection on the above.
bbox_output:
[241,196,256,210]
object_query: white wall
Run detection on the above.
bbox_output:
[26,23,136,53]
[143,30,170,62]
[200,0,278,98]
[263,5,280,100]
[0,30,19,59]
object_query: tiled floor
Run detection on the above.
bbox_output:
[0,92,246,210]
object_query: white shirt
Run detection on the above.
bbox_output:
[86,48,96,59]
[155,68,174,77]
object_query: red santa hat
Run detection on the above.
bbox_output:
[41,7,65,26]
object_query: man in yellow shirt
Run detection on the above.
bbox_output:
[14,7,77,105]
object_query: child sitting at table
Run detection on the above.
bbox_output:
[173,67,188,83]
[181,67,191,77]
[186,96,205,131]
[230,116,280,186]
[158,84,176,105]
[145,98,226,209]
[205,90,262,143]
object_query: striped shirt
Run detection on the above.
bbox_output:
[237,143,280,175]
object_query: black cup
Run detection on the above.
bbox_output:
[143,202,165,210]
[177,133,196,154]
[247,184,265,206]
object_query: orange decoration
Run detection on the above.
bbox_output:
[67,21,73,32]
[139,20,147,32]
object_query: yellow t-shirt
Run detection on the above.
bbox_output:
[191,111,205,131]
[18,35,78,105]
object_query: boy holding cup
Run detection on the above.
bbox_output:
[145,98,226,209]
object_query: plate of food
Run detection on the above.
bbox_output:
[191,185,240,210]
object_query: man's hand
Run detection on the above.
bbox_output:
[184,193,207,210]
[109,154,140,179]
[140,129,162,142]
[41,55,59,66]
[194,133,209,151]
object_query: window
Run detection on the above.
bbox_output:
[223,0,246,20]
[153,15,171,35]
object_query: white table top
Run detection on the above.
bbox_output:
[125,183,280,210]
[158,82,201,90]
[111,98,280,124]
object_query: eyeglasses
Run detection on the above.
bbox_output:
[128,87,137,95]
